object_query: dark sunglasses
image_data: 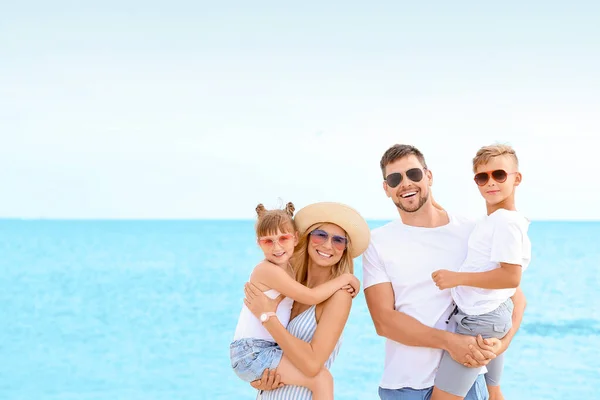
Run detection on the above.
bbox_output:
[474,169,517,186]
[385,168,425,188]
[309,229,348,251]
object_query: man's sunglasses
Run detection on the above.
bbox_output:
[474,169,517,186]
[258,233,294,247]
[309,229,348,251]
[385,168,425,188]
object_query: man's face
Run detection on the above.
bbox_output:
[474,155,521,206]
[383,155,433,213]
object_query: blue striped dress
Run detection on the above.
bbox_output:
[257,305,342,400]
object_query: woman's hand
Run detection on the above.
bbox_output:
[244,282,285,319]
[250,369,284,391]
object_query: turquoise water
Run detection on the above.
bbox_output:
[1,220,599,399]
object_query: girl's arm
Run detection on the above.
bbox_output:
[244,282,351,377]
[252,261,358,305]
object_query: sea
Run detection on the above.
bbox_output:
[1,219,598,400]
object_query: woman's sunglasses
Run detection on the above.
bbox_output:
[473,169,517,186]
[258,233,294,247]
[385,168,425,188]
[309,229,348,251]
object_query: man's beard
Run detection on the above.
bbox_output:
[394,191,429,213]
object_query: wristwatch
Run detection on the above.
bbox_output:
[260,312,277,324]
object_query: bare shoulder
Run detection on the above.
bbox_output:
[250,260,278,281]
[254,260,277,271]
[323,289,352,310]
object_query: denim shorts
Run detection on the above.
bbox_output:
[378,374,488,400]
[230,338,283,382]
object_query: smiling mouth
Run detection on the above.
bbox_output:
[316,250,332,258]
[400,191,418,199]
[273,251,286,257]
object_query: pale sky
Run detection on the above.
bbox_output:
[1,2,599,220]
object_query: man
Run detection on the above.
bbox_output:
[362,144,526,400]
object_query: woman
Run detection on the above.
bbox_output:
[243,202,370,399]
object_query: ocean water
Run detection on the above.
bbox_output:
[1,219,599,400]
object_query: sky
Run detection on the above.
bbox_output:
[1,1,599,220]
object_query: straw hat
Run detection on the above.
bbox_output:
[294,202,371,258]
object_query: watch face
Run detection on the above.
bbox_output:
[260,314,267,322]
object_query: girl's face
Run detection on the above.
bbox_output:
[257,228,298,266]
[307,223,347,268]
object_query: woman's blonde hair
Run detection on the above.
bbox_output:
[291,223,354,286]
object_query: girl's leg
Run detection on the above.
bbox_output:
[275,355,333,400]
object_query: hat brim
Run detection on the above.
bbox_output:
[294,202,370,258]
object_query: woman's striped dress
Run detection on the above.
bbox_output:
[257,305,342,400]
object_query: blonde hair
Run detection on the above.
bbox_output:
[291,223,354,286]
[255,202,296,237]
[472,144,519,173]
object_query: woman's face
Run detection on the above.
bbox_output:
[306,223,347,268]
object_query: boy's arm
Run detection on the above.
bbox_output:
[457,262,521,289]
[432,263,521,290]
[252,262,348,305]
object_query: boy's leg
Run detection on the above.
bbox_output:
[484,355,504,400]
[276,355,333,400]
[432,350,482,399]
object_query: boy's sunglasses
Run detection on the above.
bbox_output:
[309,229,348,251]
[258,233,294,247]
[474,169,517,186]
[385,168,425,188]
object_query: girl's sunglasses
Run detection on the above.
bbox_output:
[258,233,294,247]
[385,168,425,188]
[474,169,517,186]
[309,229,348,251]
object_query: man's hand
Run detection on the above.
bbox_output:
[445,333,497,367]
[480,335,505,356]
[250,369,284,391]
[431,269,462,290]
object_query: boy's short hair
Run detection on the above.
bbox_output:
[472,144,519,173]
[380,144,428,179]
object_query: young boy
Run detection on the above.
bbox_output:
[430,144,532,400]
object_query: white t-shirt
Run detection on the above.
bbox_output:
[452,209,531,315]
[232,289,294,342]
[362,214,475,390]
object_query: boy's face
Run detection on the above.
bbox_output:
[474,155,521,206]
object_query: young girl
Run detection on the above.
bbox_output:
[230,202,360,400]
[431,144,531,400]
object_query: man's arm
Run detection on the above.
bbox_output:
[473,286,527,361]
[499,286,526,352]
[364,282,450,347]
[364,283,496,365]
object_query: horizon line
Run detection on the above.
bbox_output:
[1,217,599,223]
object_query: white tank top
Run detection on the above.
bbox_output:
[233,289,294,341]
